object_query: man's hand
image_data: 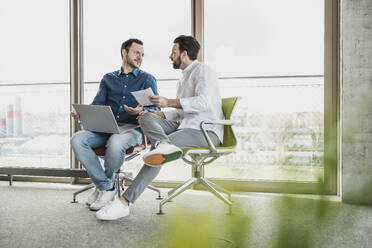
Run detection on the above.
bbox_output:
[124,104,143,115]
[71,109,80,121]
[149,96,182,109]
[136,109,165,120]
[149,96,169,108]
[148,109,166,118]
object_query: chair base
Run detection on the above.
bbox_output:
[157,177,232,215]
[71,172,162,203]
[71,183,95,203]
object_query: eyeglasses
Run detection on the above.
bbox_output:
[132,50,144,58]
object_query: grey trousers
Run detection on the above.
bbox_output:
[122,111,221,203]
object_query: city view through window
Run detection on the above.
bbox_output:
[0,0,324,183]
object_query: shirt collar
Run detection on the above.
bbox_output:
[118,67,140,77]
[182,60,199,76]
[132,68,140,77]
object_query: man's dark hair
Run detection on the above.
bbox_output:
[173,35,200,60]
[121,38,143,58]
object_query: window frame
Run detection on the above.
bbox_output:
[185,0,339,195]
[0,0,339,195]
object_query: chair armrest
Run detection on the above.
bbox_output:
[143,133,149,150]
[202,120,235,126]
[199,119,234,153]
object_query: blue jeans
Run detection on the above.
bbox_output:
[71,129,142,191]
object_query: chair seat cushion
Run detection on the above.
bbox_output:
[93,144,144,157]
[93,138,151,157]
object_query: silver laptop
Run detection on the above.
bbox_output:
[72,104,139,134]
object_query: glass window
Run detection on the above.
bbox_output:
[84,0,190,82]
[0,1,69,84]
[0,0,70,168]
[204,0,325,181]
[205,0,324,77]
[83,0,191,181]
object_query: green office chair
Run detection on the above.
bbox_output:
[157,97,239,214]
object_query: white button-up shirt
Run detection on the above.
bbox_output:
[163,61,224,143]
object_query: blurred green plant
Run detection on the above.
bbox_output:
[270,177,340,248]
[158,204,251,248]
[149,177,340,248]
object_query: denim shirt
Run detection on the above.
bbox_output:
[92,67,160,125]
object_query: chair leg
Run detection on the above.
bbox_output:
[167,180,191,197]
[201,178,232,201]
[157,178,198,215]
[71,183,95,203]
[199,178,232,214]
[146,184,163,200]
[116,173,121,198]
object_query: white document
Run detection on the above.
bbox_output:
[131,87,154,106]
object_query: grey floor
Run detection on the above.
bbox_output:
[0,181,371,248]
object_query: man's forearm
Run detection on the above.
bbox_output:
[167,99,182,108]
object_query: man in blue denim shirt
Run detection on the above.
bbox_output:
[71,38,159,211]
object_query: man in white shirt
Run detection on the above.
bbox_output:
[95,35,224,221]
[140,35,224,166]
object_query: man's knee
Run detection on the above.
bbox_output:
[106,136,127,153]
[106,133,141,153]
[138,112,158,126]
[70,131,85,149]
[168,136,186,150]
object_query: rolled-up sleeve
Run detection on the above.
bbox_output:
[163,108,183,121]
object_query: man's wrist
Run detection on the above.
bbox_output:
[167,99,181,108]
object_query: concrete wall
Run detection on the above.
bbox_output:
[342,0,372,205]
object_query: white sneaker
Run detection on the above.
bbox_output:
[143,143,182,167]
[86,187,99,206]
[89,189,117,211]
[96,196,130,221]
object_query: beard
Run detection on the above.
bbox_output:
[126,55,140,69]
[172,58,181,69]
